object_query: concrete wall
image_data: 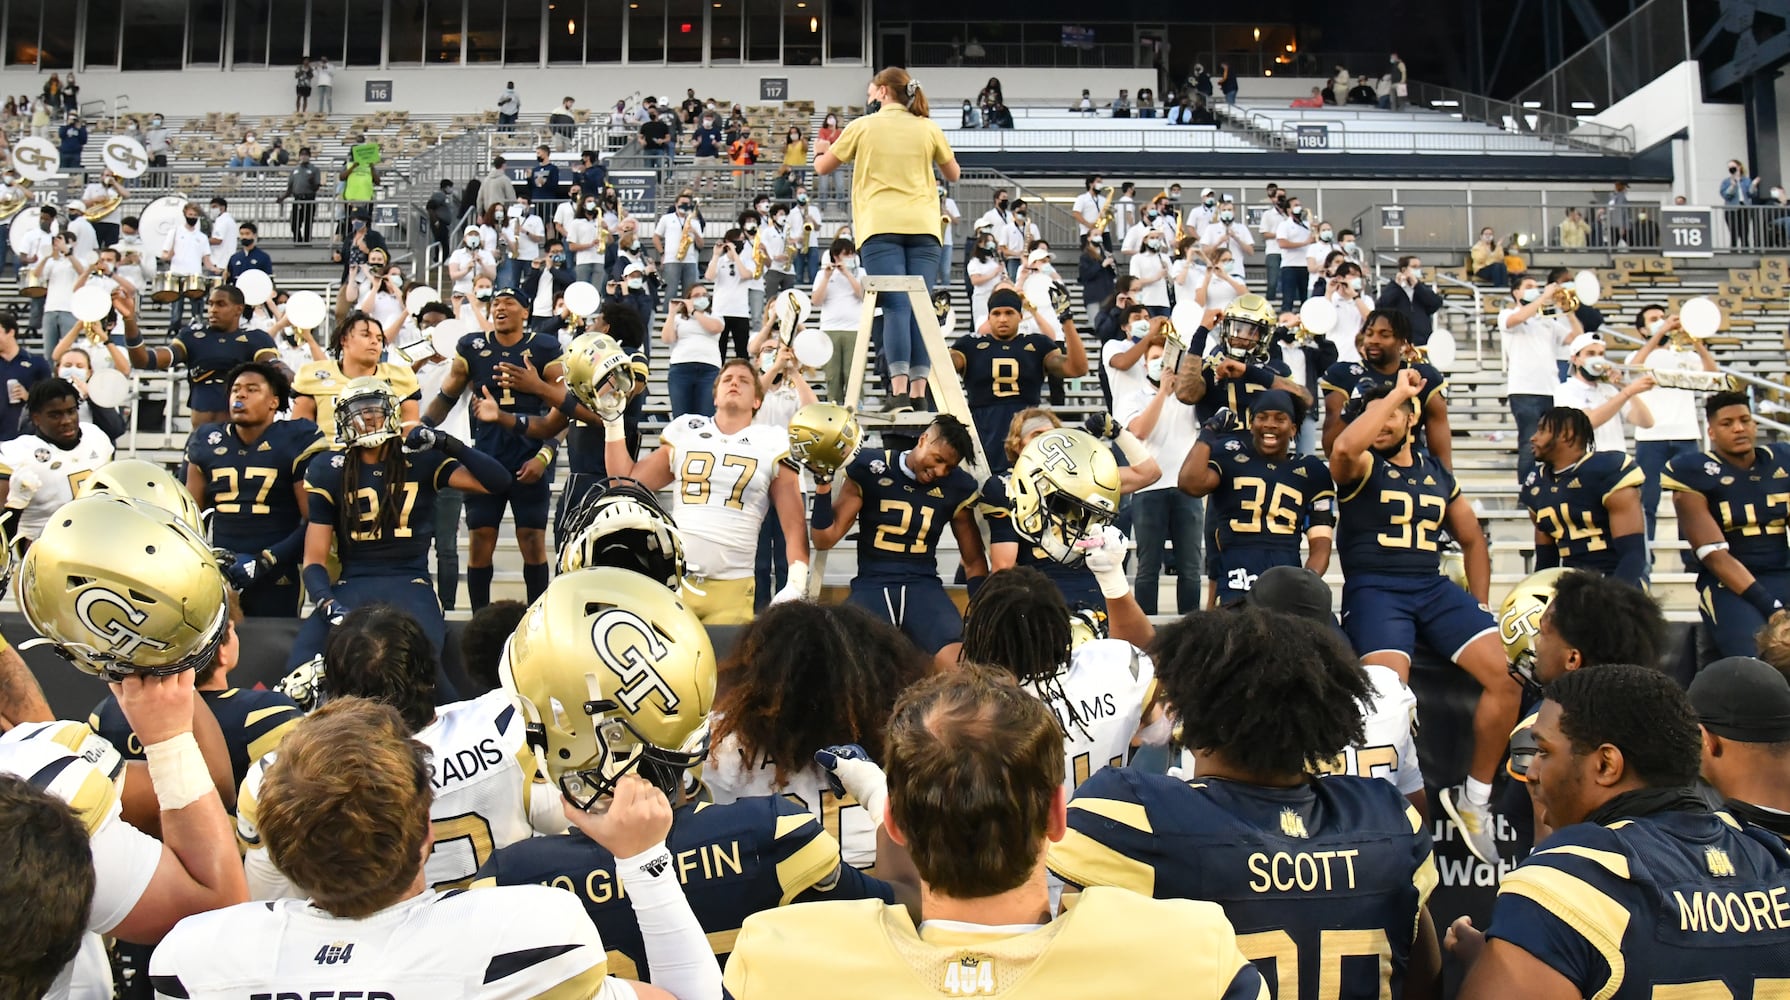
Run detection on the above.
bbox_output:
[1585,60,1745,205]
[0,66,1158,118]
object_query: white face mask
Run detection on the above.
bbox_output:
[584,200,596,211]
[1348,277,1363,291]
[1129,319,1151,340]
[1220,211,1234,223]
[1144,240,1160,252]
[1146,357,1165,382]
[759,348,779,374]
[841,255,857,269]
[57,366,83,380]
[1648,318,1667,336]
[628,277,645,290]
[689,296,709,311]
[466,234,482,248]
[1318,230,1334,242]
[745,221,758,232]
[1409,267,1423,279]
[1520,287,1540,303]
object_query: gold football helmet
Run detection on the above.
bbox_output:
[561,331,637,422]
[1218,293,1276,362]
[77,458,204,533]
[1498,567,1570,699]
[1439,546,1470,593]
[1068,607,1109,651]
[500,567,716,808]
[336,376,401,450]
[787,402,862,480]
[18,496,229,680]
[1008,428,1121,564]
[556,477,687,586]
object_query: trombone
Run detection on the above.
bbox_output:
[1582,357,1737,392]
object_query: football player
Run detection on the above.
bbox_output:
[1172,294,1311,426]
[424,287,565,608]
[951,286,1089,474]
[1320,308,1451,468]
[601,358,809,622]
[185,362,329,616]
[1663,391,1790,657]
[1051,608,1441,1000]
[705,601,929,870]
[0,776,92,1000]
[478,568,901,978]
[811,413,986,670]
[124,283,282,429]
[1521,406,1646,587]
[1689,656,1790,841]
[240,604,564,896]
[725,665,1269,999]
[984,413,1159,612]
[292,376,512,674]
[157,698,719,1000]
[1499,568,1669,849]
[1331,370,1515,865]
[962,567,1162,794]
[0,379,114,547]
[8,495,249,998]
[290,309,422,437]
[1450,665,1790,998]
[1179,389,1334,605]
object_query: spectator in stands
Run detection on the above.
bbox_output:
[496,81,520,130]
[144,112,172,184]
[1275,196,1315,312]
[1079,235,1116,316]
[1291,88,1324,109]
[228,131,263,170]
[311,57,334,113]
[228,223,272,280]
[663,283,723,418]
[56,112,86,170]
[1100,300,1152,414]
[781,126,807,187]
[294,58,312,113]
[1323,260,1372,365]
[262,137,289,167]
[1121,335,1201,615]
[1388,52,1408,110]
[1192,64,1213,101]
[730,127,761,168]
[527,145,559,206]
[961,98,981,129]
[33,231,81,350]
[1500,275,1579,483]
[1219,63,1238,105]
[640,111,673,168]
[1607,181,1633,247]
[1557,332,1655,454]
[1137,88,1156,119]
[338,142,379,210]
[811,237,864,403]
[980,77,1005,107]
[1559,206,1590,248]
[52,344,126,441]
[1378,255,1441,346]
[41,74,62,115]
[549,97,577,149]
[988,101,1014,129]
[1325,65,1348,104]
[1346,76,1378,105]
[424,179,456,256]
[276,146,322,245]
[1113,89,1133,119]
[691,107,724,166]
[447,226,496,302]
[0,311,46,441]
[1168,94,1197,125]
[1722,159,1758,248]
[816,67,960,413]
[1467,226,1509,286]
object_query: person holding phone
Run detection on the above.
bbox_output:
[661,283,725,418]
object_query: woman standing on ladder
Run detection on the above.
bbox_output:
[814,67,960,413]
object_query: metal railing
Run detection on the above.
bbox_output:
[1406,80,1635,156]
[1511,0,1689,120]
[1353,199,1789,255]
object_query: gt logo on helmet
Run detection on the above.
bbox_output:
[75,588,172,660]
[591,608,681,713]
[1033,432,1078,474]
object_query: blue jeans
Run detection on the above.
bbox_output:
[1278,265,1309,313]
[937,240,954,286]
[1509,393,1552,486]
[669,362,718,418]
[433,486,464,611]
[1131,488,1203,616]
[1636,438,1697,571]
[496,258,522,293]
[858,233,941,381]
[574,262,602,286]
[755,503,786,611]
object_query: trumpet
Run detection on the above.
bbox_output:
[1552,269,1601,315]
[1089,185,1116,236]
[0,178,32,223]
[596,222,610,255]
[940,212,950,242]
[1173,209,1185,243]
[1581,357,1737,392]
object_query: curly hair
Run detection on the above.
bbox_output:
[1545,569,1667,669]
[1547,663,1701,788]
[1150,608,1371,775]
[322,603,439,732]
[459,599,527,693]
[712,601,927,786]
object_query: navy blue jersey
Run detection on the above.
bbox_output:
[186,420,328,554]
[1485,810,1790,998]
[1662,445,1790,576]
[1336,451,1458,577]
[1520,451,1644,572]
[304,447,459,578]
[169,325,280,412]
[982,475,1102,606]
[1207,441,1334,556]
[457,330,563,467]
[1319,360,1447,413]
[90,686,301,789]
[475,796,893,979]
[1194,355,1295,427]
[1050,769,1436,1000]
[846,449,980,581]
[953,332,1058,409]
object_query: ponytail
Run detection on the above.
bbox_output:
[871,66,929,118]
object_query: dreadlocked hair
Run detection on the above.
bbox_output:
[1536,406,1595,452]
[337,439,408,557]
[960,567,1086,729]
[1150,608,1371,775]
[713,601,926,786]
[322,604,439,731]
[929,413,977,467]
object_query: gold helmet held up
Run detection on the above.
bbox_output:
[562,331,638,422]
[1008,428,1121,564]
[335,376,401,450]
[18,496,229,680]
[787,402,862,481]
[1219,293,1276,362]
[500,567,716,809]
[1498,567,1571,699]
[555,477,687,586]
[77,458,204,533]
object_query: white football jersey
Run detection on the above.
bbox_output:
[705,730,877,870]
[150,885,636,1000]
[1,721,160,1000]
[660,415,788,579]
[1332,664,1424,796]
[0,424,114,539]
[1025,639,1156,794]
[239,690,557,896]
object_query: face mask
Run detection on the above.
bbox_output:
[1147,209,1160,219]
[466,234,482,248]
[1341,240,1356,251]
[689,296,709,311]
[584,200,596,211]
[240,238,253,247]
[57,367,82,380]
[759,349,779,374]
[745,221,758,232]
[773,215,786,227]
[628,277,645,290]
[841,256,857,268]
[1144,240,1160,251]
[1319,230,1333,242]
[1292,207,1305,218]
[151,118,162,126]
[1348,277,1363,291]
[185,216,198,226]
[1203,197,1216,207]
[797,194,809,204]
[1146,357,1164,382]
[1578,361,1607,381]
[1520,287,1540,303]
[1409,267,1422,279]
[494,210,506,221]
[475,288,494,300]
[1220,211,1234,223]
[676,204,690,214]
[1648,319,1667,336]
[1129,319,1151,340]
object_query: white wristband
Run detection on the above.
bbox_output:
[604,416,626,442]
[1113,428,1151,466]
[614,841,677,889]
[1696,541,1731,562]
[142,732,215,811]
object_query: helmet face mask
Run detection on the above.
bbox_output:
[336,377,400,450]
[564,332,635,421]
[1219,294,1277,363]
[555,478,687,586]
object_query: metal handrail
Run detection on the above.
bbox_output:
[1407,80,1635,155]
